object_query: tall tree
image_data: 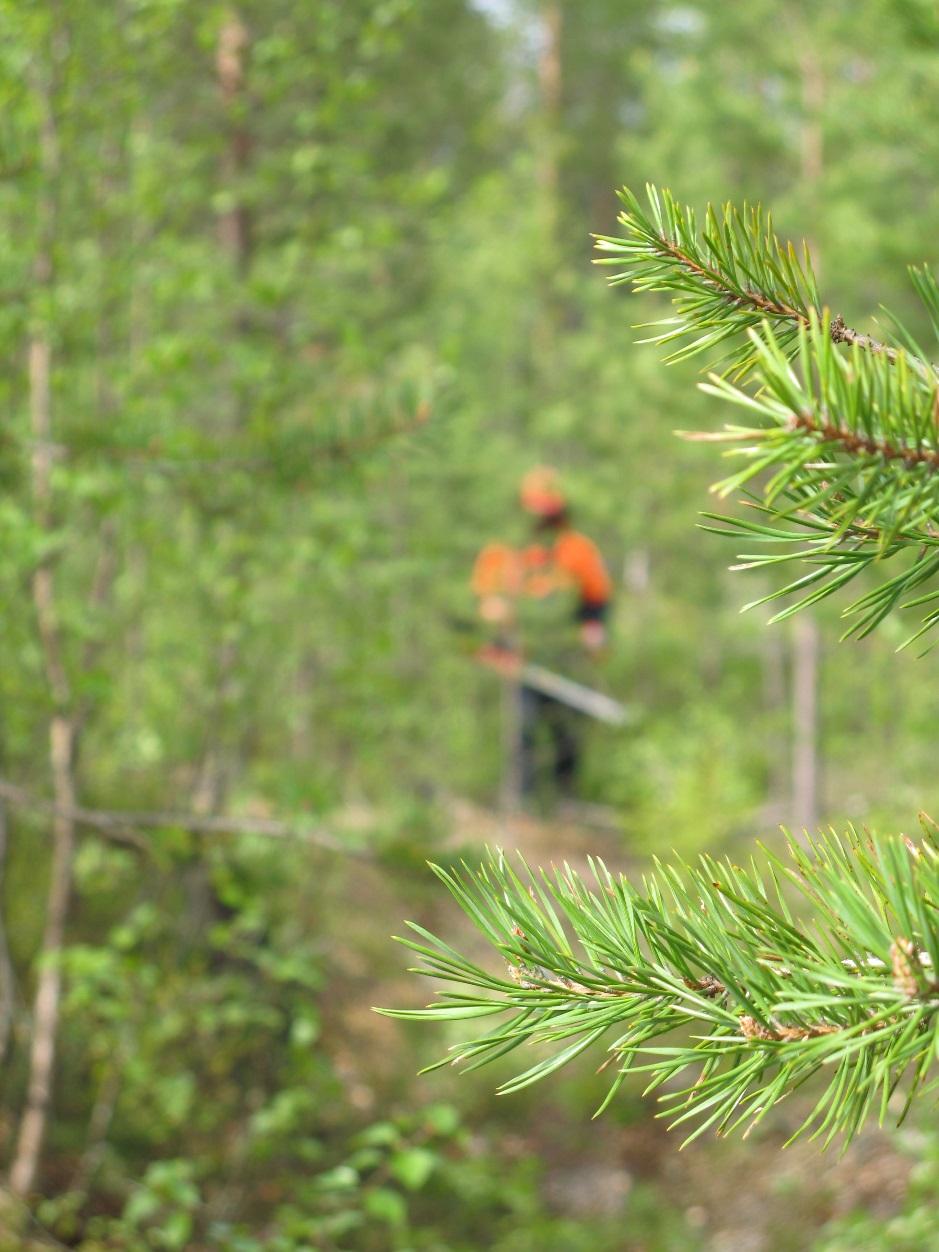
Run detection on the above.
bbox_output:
[11,23,80,1196]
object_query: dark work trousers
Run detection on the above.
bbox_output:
[519,684,580,798]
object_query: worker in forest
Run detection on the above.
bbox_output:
[471,467,613,801]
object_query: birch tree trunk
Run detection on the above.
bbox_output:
[216,11,252,274]
[536,1,562,228]
[10,65,80,1192]
[0,799,16,1066]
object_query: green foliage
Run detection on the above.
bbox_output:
[385,832,939,1146]
[594,184,820,373]
[598,184,939,645]
[699,318,939,647]
[4,1,939,1246]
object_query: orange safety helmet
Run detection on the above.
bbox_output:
[519,466,566,518]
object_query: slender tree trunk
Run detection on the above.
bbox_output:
[11,129,80,1189]
[11,36,123,1189]
[500,656,524,815]
[181,11,254,884]
[536,2,562,216]
[761,620,788,825]
[69,1060,121,1194]
[216,11,251,274]
[790,46,825,835]
[800,48,824,190]
[0,799,16,1065]
[535,0,562,318]
[790,615,819,832]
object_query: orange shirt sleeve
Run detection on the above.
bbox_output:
[471,543,522,597]
[552,531,612,605]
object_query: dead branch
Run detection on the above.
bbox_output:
[0,779,369,859]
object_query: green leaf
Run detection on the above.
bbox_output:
[389,1147,438,1191]
[364,1186,409,1227]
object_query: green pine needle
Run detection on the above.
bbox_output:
[380,833,939,1146]
[598,185,939,642]
[593,183,820,376]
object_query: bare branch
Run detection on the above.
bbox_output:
[0,779,369,859]
[788,408,939,470]
[829,313,900,364]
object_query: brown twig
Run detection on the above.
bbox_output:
[657,236,805,322]
[788,410,939,471]
[650,231,931,372]
[829,313,899,364]
[739,1014,839,1042]
[0,778,369,859]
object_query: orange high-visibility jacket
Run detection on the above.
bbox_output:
[472,530,611,615]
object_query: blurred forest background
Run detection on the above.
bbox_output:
[1,0,939,1248]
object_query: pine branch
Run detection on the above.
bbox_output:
[786,410,939,471]
[593,184,820,373]
[381,832,939,1146]
[686,315,939,645]
[596,185,939,642]
[699,503,939,648]
[593,184,931,379]
[829,314,899,364]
